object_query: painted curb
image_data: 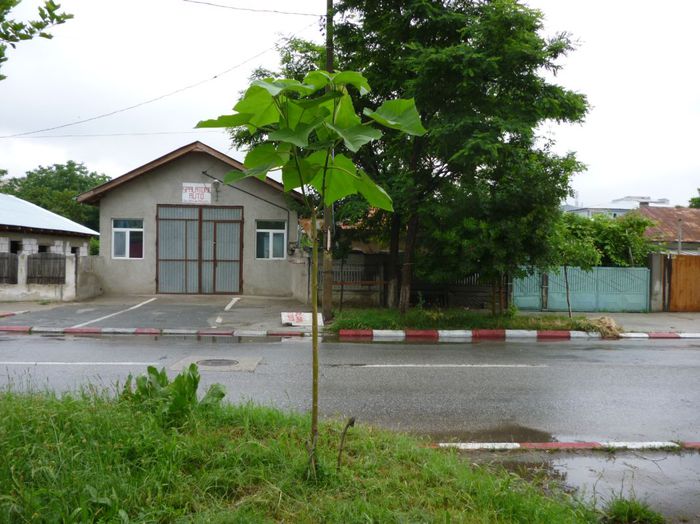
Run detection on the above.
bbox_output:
[1,326,699,341]
[437,441,695,451]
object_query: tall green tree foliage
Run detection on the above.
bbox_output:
[689,189,700,208]
[0,162,109,230]
[0,0,71,80]
[197,71,424,473]
[334,0,588,311]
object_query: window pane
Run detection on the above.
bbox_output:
[113,219,143,229]
[257,220,285,231]
[272,232,285,258]
[256,231,269,258]
[129,231,143,258]
[114,231,126,257]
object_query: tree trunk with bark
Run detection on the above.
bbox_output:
[398,213,419,313]
[386,212,401,308]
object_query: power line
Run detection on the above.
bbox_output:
[182,0,323,17]
[7,130,223,139]
[1,19,320,140]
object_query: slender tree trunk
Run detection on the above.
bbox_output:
[386,212,401,308]
[321,0,335,322]
[309,211,319,474]
[398,213,419,313]
[564,265,572,318]
[491,280,497,316]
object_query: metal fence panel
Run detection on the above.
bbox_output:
[513,266,650,312]
[512,273,541,310]
[27,253,66,284]
[0,253,19,284]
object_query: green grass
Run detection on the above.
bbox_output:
[0,390,603,523]
[602,498,665,523]
[329,307,605,334]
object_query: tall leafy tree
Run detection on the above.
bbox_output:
[690,189,700,208]
[0,162,109,230]
[198,70,424,474]
[334,0,588,311]
[0,0,72,80]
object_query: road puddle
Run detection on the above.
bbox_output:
[468,450,700,522]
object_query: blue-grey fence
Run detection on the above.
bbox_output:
[513,267,650,312]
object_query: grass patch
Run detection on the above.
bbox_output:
[329,307,607,334]
[602,498,665,523]
[0,389,604,523]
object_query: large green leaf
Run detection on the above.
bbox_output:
[332,71,371,96]
[294,90,343,109]
[363,98,427,136]
[195,113,251,129]
[252,78,318,97]
[303,70,332,91]
[281,157,315,192]
[269,113,327,148]
[354,169,393,211]
[333,94,361,128]
[243,143,287,179]
[309,153,359,205]
[326,123,382,152]
[234,86,279,129]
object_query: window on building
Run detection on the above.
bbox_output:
[10,240,21,254]
[38,245,49,253]
[256,220,286,260]
[70,246,79,255]
[112,219,144,259]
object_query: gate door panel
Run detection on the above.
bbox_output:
[670,255,700,312]
[157,205,242,294]
[157,206,200,293]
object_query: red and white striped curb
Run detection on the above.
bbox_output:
[436,441,700,451]
[338,329,700,341]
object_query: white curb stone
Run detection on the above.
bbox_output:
[439,442,521,450]
[438,330,472,340]
[101,327,137,334]
[234,330,267,337]
[678,333,700,339]
[570,331,601,338]
[619,333,650,339]
[505,330,537,339]
[32,326,64,333]
[373,330,406,340]
[162,329,198,335]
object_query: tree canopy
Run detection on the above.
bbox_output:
[690,189,700,208]
[0,162,109,230]
[0,0,72,81]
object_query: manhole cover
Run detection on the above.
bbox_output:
[196,358,239,367]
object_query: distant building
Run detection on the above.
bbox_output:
[638,206,700,254]
[566,196,670,218]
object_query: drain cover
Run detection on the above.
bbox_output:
[196,358,239,367]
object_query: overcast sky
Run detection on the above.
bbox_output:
[1,0,698,207]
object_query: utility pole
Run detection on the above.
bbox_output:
[321,0,334,321]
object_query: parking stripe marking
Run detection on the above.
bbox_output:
[0,361,158,366]
[224,298,239,311]
[70,298,158,328]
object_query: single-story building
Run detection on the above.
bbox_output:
[639,205,700,253]
[77,141,307,298]
[0,193,98,301]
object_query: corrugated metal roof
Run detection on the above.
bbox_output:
[639,206,700,243]
[0,194,98,236]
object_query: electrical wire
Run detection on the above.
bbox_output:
[8,130,223,139]
[0,18,320,140]
[182,0,323,17]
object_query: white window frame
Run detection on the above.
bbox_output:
[255,220,287,260]
[112,219,144,260]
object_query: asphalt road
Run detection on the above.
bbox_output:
[0,334,698,443]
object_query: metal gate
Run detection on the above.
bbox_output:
[668,255,700,311]
[157,205,242,294]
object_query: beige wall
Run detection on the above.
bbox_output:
[0,232,89,256]
[97,152,299,296]
[0,253,77,301]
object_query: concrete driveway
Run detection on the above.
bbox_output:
[0,295,311,331]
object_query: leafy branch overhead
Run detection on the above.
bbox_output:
[0,0,72,81]
[197,70,426,211]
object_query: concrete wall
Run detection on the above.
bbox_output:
[97,152,299,296]
[0,254,77,301]
[649,253,665,312]
[76,256,105,300]
[0,233,89,256]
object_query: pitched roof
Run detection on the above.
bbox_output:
[77,141,297,204]
[0,194,98,237]
[638,206,700,243]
